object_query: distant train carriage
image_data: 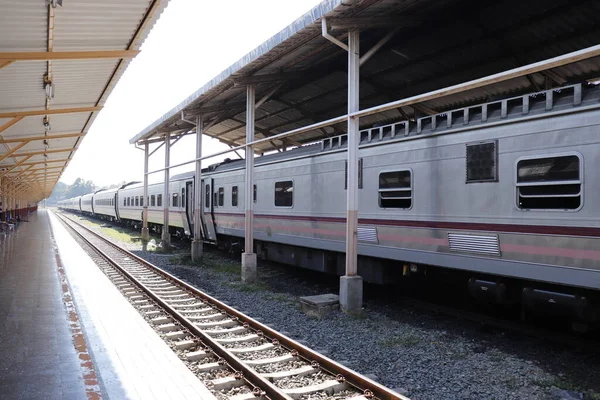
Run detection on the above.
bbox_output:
[116,175,193,237]
[93,188,118,221]
[80,193,94,216]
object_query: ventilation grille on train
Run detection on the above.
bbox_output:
[448,233,500,256]
[357,226,378,243]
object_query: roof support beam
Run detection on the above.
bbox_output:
[6,165,63,174]
[359,28,399,66]
[0,50,140,62]
[8,147,77,158]
[327,16,419,31]
[0,132,84,144]
[0,106,101,119]
[0,117,24,134]
[0,156,33,178]
[0,142,28,163]
[10,165,34,179]
[185,100,247,116]
[7,158,69,167]
[0,60,15,70]
[233,72,304,87]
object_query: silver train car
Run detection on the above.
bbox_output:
[93,188,118,221]
[59,83,600,324]
[116,177,190,235]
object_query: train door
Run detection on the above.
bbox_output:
[185,181,196,237]
[202,178,217,242]
[114,193,120,221]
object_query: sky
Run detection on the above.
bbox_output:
[60,0,325,188]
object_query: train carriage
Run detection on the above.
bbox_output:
[80,193,94,216]
[93,188,118,221]
[117,176,193,236]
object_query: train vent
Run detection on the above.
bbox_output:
[357,226,378,243]
[448,233,500,256]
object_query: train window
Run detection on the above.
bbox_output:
[172,193,178,207]
[127,197,130,207]
[157,194,162,207]
[151,195,155,207]
[253,184,257,203]
[135,197,139,207]
[275,181,293,207]
[516,155,581,210]
[466,141,498,183]
[218,187,224,207]
[124,197,126,207]
[232,186,238,207]
[205,185,210,208]
[379,171,412,209]
[181,188,185,208]
[140,196,144,207]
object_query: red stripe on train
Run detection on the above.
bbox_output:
[211,212,600,237]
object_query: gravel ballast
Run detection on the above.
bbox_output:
[74,216,600,400]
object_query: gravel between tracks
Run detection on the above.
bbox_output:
[76,216,600,400]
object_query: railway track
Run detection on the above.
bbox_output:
[54,210,408,400]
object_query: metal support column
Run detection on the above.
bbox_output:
[340,29,363,314]
[191,115,204,261]
[241,85,257,283]
[161,135,171,249]
[141,142,150,250]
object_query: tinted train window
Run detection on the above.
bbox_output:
[517,155,581,210]
[275,181,293,207]
[205,185,210,208]
[151,195,155,207]
[172,193,178,207]
[124,197,126,206]
[135,197,139,207]
[253,184,257,203]
[218,187,224,207]
[181,188,185,208]
[232,186,238,207]
[466,141,497,182]
[157,194,162,207]
[379,171,412,209]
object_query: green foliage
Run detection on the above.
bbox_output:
[47,177,96,205]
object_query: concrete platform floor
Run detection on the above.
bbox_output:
[0,209,214,399]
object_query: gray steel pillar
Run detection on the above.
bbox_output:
[241,85,257,283]
[191,115,204,261]
[141,142,150,250]
[340,29,363,314]
[161,134,171,249]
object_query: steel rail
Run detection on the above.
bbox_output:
[54,212,292,400]
[55,210,409,400]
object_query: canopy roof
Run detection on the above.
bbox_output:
[131,0,600,154]
[0,0,169,202]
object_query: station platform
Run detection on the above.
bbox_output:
[0,209,214,400]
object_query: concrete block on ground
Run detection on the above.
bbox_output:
[299,293,339,319]
[339,275,363,315]
[241,252,257,283]
[191,239,203,261]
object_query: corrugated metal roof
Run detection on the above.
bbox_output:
[132,0,600,156]
[0,0,169,203]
